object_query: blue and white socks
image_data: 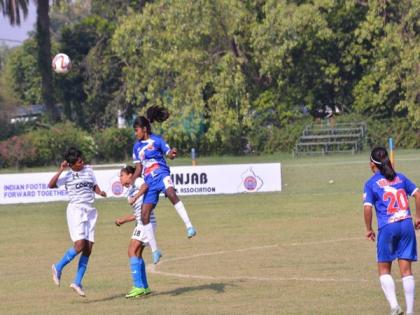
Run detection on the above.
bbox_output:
[129,256,148,289]
[55,247,78,273]
[73,255,89,286]
[380,274,398,309]
[402,275,415,315]
[55,248,90,287]
[174,201,193,229]
[142,223,158,252]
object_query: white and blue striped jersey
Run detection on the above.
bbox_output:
[128,177,156,224]
[56,165,97,205]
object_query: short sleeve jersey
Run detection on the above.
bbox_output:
[127,177,156,224]
[363,172,418,229]
[132,133,171,181]
[56,165,97,205]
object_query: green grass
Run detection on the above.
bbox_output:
[1,151,420,314]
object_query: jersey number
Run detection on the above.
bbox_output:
[383,189,409,214]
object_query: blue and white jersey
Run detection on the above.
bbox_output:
[127,177,156,225]
[56,165,97,205]
[363,171,418,229]
[132,133,171,182]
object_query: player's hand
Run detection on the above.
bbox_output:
[115,219,124,226]
[168,148,177,160]
[100,191,107,197]
[128,197,137,205]
[414,219,420,230]
[366,229,375,241]
[60,160,68,170]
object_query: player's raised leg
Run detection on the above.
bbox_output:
[166,186,196,238]
[141,203,161,264]
[52,247,78,286]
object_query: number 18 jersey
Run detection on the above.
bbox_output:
[363,171,418,229]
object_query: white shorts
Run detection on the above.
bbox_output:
[66,203,98,242]
[131,222,157,246]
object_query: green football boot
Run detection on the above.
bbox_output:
[125,287,151,298]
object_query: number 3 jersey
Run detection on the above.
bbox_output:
[363,171,418,229]
[56,166,98,205]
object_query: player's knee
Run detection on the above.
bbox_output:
[73,241,84,253]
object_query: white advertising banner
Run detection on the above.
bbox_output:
[0,163,281,204]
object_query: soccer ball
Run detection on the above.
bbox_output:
[52,53,71,74]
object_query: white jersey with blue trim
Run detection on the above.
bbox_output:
[128,177,156,224]
[56,165,97,205]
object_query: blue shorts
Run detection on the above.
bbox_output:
[377,219,417,262]
[143,173,174,205]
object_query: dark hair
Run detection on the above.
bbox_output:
[370,146,396,180]
[121,165,136,175]
[133,106,170,133]
[64,147,82,166]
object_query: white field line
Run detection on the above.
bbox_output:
[147,237,369,283]
[283,156,420,168]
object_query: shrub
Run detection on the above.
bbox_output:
[94,127,134,162]
[0,134,37,168]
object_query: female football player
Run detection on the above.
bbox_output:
[363,147,420,315]
[114,165,155,298]
[131,106,196,264]
[48,147,107,297]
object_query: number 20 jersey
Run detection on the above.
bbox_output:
[363,171,418,229]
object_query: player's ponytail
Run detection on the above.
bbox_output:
[146,106,169,123]
[133,106,170,133]
[370,147,396,181]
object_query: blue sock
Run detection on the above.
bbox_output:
[139,258,148,289]
[73,255,89,286]
[130,257,143,288]
[55,247,78,272]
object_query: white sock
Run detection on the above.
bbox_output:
[402,275,415,314]
[380,274,399,309]
[174,201,192,228]
[142,223,158,252]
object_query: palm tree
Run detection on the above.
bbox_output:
[0,0,28,25]
[1,0,59,122]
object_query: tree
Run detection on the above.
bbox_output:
[112,0,256,153]
[0,0,28,25]
[352,0,420,127]
[1,0,60,122]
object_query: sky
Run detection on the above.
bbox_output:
[0,2,37,47]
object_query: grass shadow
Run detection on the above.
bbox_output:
[152,281,237,297]
[83,281,236,303]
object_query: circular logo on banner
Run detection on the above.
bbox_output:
[111,181,124,196]
[243,176,258,191]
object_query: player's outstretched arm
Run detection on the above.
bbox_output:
[364,205,375,241]
[413,190,420,229]
[115,214,136,226]
[48,160,68,188]
[94,185,107,197]
[128,183,148,205]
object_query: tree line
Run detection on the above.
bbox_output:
[0,0,418,156]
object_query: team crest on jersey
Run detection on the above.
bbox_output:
[237,167,263,192]
[72,173,79,180]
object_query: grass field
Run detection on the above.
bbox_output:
[1,151,420,315]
